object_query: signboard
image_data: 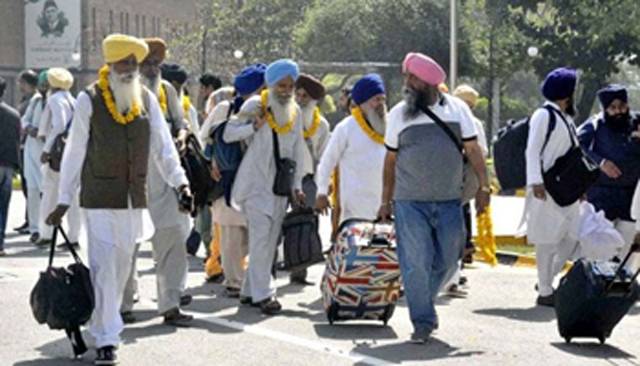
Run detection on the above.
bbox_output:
[25,0,81,68]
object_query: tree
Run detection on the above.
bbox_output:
[510,0,640,121]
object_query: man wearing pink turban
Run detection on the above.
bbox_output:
[378,52,490,344]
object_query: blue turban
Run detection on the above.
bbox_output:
[265,59,299,87]
[234,63,266,96]
[352,73,385,105]
[541,67,577,101]
[597,84,628,109]
[160,63,188,85]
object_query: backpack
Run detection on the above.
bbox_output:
[210,102,244,206]
[180,134,222,209]
[493,105,557,191]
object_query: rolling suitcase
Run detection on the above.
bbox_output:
[555,243,640,344]
[320,219,401,325]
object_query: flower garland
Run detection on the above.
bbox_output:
[351,106,384,145]
[260,89,296,135]
[158,84,168,115]
[182,95,192,115]
[475,206,497,266]
[303,107,321,139]
[97,65,141,125]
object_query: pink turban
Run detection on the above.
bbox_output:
[402,52,446,86]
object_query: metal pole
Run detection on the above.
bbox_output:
[450,0,458,90]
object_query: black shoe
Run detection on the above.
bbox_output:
[224,287,240,298]
[459,276,468,286]
[29,232,40,243]
[180,294,192,307]
[205,273,225,284]
[536,294,555,307]
[14,222,29,235]
[95,346,118,365]
[258,297,282,315]
[410,329,432,344]
[163,308,193,327]
[289,276,314,286]
[0,249,6,257]
[240,296,259,307]
[120,311,136,324]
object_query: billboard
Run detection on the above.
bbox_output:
[25,0,82,68]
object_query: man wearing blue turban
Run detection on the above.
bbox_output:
[578,85,640,271]
[525,67,582,307]
[315,73,388,224]
[223,59,306,315]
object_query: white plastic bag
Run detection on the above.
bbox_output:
[577,202,625,260]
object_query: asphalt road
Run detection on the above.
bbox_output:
[1,193,639,366]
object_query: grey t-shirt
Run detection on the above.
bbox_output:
[384,95,478,202]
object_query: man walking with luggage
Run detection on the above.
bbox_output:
[578,85,640,264]
[377,53,490,343]
[46,34,192,365]
[315,74,388,223]
[525,67,581,307]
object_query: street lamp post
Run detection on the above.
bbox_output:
[450,0,458,90]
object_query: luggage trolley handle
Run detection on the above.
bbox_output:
[607,242,640,292]
[369,218,395,248]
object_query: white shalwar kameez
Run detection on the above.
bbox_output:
[37,91,82,242]
[57,90,188,348]
[524,101,581,297]
[315,115,386,223]
[224,95,305,302]
[21,93,45,234]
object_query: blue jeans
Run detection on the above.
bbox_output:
[394,200,465,333]
[0,166,14,250]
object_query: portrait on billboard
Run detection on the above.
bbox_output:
[36,0,69,37]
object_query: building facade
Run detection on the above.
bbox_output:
[0,0,200,106]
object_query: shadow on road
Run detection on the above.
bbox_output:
[551,342,638,363]
[473,306,556,322]
[352,337,484,364]
[14,357,85,366]
[313,323,399,341]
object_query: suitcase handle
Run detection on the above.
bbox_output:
[606,242,640,293]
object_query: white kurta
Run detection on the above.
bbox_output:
[21,93,45,190]
[315,115,386,222]
[301,116,331,176]
[524,101,580,245]
[58,89,188,347]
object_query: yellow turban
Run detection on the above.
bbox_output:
[102,34,149,64]
[143,38,167,62]
[47,67,74,91]
[453,84,480,109]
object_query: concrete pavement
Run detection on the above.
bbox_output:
[1,194,639,366]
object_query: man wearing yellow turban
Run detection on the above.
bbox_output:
[46,34,193,365]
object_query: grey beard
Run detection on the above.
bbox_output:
[109,68,142,114]
[300,100,318,129]
[269,95,295,126]
[362,106,387,135]
[403,87,422,120]
[142,74,161,95]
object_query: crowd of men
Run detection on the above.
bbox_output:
[0,31,639,365]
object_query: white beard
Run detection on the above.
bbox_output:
[141,73,161,95]
[300,100,318,129]
[362,104,387,135]
[108,67,142,114]
[268,88,295,126]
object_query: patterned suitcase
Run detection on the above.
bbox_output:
[320,219,402,325]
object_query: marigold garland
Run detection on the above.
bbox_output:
[476,206,497,266]
[303,107,321,139]
[97,65,141,125]
[182,95,192,115]
[352,106,384,145]
[158,84,168,115]
[260,89,296,135]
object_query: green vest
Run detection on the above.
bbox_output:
[80,83,151,209]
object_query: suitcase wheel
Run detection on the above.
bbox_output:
[327,302,339,325]
[598,336,606,345]
[380,305,395,326]
[564,337,571,344]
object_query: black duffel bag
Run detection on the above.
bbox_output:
[30,226,94,357]
[180,134,222,210]
[543,112,600,207]
[281,207,324,271]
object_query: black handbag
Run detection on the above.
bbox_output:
[272,130,296,197]
[48,101,75,172]
[542,111,600,207]
[180,134,221,210]
[281,207,324,271]
[30,226,93,357]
